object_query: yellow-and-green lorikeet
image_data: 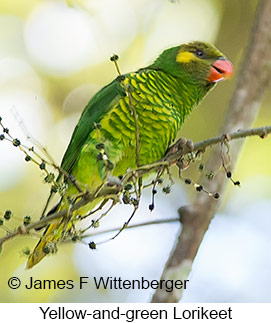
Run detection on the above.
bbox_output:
[27,41,233,269]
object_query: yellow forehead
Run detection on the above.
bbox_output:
[176,51,195,63]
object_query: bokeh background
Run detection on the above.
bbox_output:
[0,0,270,303]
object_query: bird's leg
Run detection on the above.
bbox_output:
[164,137,194,165]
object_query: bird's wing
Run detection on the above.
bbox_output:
[41,78,125,217]
[61,78,126,173]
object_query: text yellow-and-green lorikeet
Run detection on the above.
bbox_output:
[27,41,233,269]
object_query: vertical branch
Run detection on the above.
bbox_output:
[126,89,141,168]
[151,0,271,303]
[110,54,141,167]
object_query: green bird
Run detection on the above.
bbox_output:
[27,41,233,269]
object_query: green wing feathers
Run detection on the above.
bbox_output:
[27,80,126,269]
[61,79,126,174]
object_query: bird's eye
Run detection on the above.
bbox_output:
[194,49,205,58]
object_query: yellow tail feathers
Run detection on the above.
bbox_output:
[26,195,98,269]
[26,221,61,269]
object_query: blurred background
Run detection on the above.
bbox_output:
[0,0,270,303]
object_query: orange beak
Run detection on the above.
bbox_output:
[207,58,234,83]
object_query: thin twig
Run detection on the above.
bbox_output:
[109,204,139,240]
[109,54,141,167]
[126,88,141,167]
[79,217,179,239]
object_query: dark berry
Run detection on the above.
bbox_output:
[149,204,154,211]
[39,162,46,170]
[214,193,220,199]
[124,184,132,191]
[23,216,31,225]
[4,210,12,220]
[42,246,50,254]
[110,54,119,61]
[95,143,105,150]
[12,138,20,147]
[88,241,96,249]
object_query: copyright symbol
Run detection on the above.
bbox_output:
[8,277,21,289]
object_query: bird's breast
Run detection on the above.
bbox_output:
[98,71,186,168]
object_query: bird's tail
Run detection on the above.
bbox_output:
[26,219,65,269]
[26,195,98,269]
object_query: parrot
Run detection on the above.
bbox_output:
[26,41,233,269]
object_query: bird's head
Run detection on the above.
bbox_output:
[150,41,233,87]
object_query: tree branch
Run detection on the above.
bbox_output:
[151,0,271,303]
[164,126,271,165]
[79,217,180,239]
[0,126,270,249]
